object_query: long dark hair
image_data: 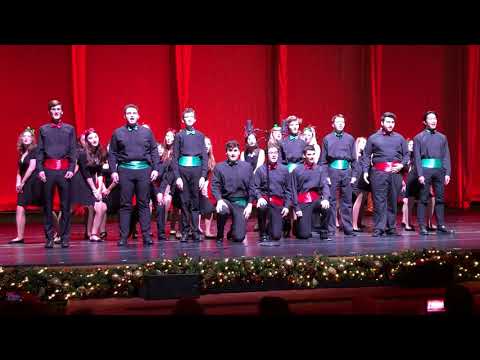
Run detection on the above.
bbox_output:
[162,129,176,162]
[205,137,216,172]
[84,128,107,166]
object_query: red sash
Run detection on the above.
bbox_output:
[298,191,320,204]
[373,161,400,172]
[261,194,285,207]
[44,159,69,170]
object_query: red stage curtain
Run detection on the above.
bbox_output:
[72,45,87,134]
[187,45,274,160]
[0,45,479,210]
[175,45,192,118]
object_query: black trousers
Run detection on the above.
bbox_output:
[217,199,247,241]
[118,167,152,241]
[417,167,446,227]
[370,169,402,232]
[43,169,72,243]
[295,199,328,239]
[258,204,283,240]
[179,166,202,236]
[327,167,354,233]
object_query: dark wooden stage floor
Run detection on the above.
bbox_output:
[1,209,480,267]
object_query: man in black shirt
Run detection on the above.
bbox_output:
[320,114,358,237]
[109,104,160,246]
[212,140,254,243]
[291,145,331,240]
[172,108,209,242]
[363,112,409,237]
[413,111,452,235]
[37,99,77,248]
[254,144,291,242]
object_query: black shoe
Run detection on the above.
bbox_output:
[45,239,54,248]
[227,230,233,240]
[192,234,202,242]
[143,238,154,246]
[9,238,24,244]
[419,226,428,235]
[157,235,167,242]
[385,229,401,237]
[344,231,357,237]
[353,228,363,233]
[404,226,416,232]
[437,225,452,234]
[132,231,138,240]
[259,235,269,243]
[117,238,128,246]
[372,230,383,237]
[99,232,108,239]
[61,242,70,248]
[180,233,189,243]
[216,237,224,244]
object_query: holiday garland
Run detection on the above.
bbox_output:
[0,248,479,303]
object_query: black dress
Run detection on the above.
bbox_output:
[353,152,371,194]
[244,148,259,171]
[71,151,102,206]
[17,147,43,206]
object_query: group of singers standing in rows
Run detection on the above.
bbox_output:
[11,99,452,248]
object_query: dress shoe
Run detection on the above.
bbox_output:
[157,235,167,242]
[353,228,363,233]
[215,237,224,244]
[99,232,108,239]
[419,226,428,235]
[372,230,383,237]
[192,234,202,242]
[320,231,332,241]
[45,239,54,248]
[9,238,24,244]
[437,225,452,234]
[117,238,128,246]
[227,230,233,240]
[385,229,401,237]
[404,226,416,232]
[259,235,269,243]
[143,238,154,246]
[180,233,189,243]
[344,231,357,237]
[61,241,70,248]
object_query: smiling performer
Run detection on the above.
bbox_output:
[37,99,77,249]
[211,140,255,244]
[414,111,452,235]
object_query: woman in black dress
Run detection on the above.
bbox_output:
[352,136,370,232]
[240,124,265,173]
[10,127,43,244]
[198,136,216,238]
[99,143,120,239]
[72,129,108,242]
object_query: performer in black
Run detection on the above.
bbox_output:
[254,144,291,242]
[37,99,77,248]
[279,115,306,237]
[320,114,357,237]
[363,112,409,237]
[413,111,452,235]
[172,108,208,242]
[108,104,160,246]
[211,140,255,243]
[291,145,331,240]
[10,127,43,244]
[73,128,108,242]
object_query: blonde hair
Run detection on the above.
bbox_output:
[302,126,318,146]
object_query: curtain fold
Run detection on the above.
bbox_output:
[71,45,87,134]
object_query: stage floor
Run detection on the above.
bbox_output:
[1,209,480,267]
